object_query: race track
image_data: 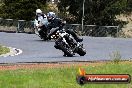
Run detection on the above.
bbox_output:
[0,32,132,63]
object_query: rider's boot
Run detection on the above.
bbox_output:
[66,29,83,42]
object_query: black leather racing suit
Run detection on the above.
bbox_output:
[47,18,82,42]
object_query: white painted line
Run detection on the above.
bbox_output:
[0,46,23,57]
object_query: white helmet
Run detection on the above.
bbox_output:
[36,9,42,15]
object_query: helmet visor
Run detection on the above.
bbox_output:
[37,13,41,16]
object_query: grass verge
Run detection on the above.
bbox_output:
[0,61,132,88]
[0,45,10,55]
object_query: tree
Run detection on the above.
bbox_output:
[58,0,129,26]
[125,0,132,12]
[0,0,47,21]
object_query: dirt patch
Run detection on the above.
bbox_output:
[0,62,105,71]
[0,61,131,71]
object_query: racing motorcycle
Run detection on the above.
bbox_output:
[51,26,86,57]
[35,24,59,41]
[35,25,48,41]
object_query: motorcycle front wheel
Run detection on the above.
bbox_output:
[77,47,86,56]
[55,38,74,57]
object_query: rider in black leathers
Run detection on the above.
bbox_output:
[47,12,83,42]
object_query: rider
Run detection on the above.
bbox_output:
[47,12,83,42]
[34,9,48,38]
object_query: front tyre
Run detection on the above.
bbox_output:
[61,47,74,57]
[54,38,74,57]
[77,47,86,56]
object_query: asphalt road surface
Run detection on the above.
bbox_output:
[0,32,132,63]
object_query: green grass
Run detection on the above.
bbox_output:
[0,62,132,88]
[0,45,10,55]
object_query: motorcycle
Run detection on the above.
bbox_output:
[35,26,48,41]
[35,23,59,41]
[52,27,86,57]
